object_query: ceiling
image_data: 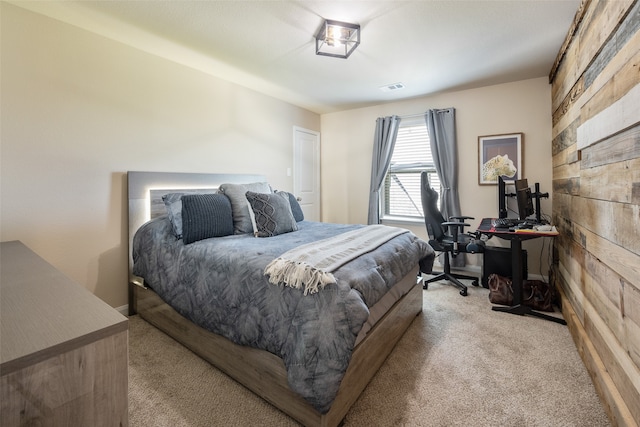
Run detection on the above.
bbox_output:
[15,1,581,114]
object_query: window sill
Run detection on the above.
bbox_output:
[380,216,424,226]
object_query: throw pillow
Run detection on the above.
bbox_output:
[219,182,272,234]
[181,193,234,244]
[245,191,298,237]
[276,191,304,222]
[162,192,187,238]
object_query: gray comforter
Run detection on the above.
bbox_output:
[132,217,434,413]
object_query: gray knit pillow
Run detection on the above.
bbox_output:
[181,194,234,244]
[245,191,298,237]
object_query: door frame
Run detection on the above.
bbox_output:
[293,126,321,221]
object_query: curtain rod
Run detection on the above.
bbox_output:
[400,108,453,120]
[400,113,425,119]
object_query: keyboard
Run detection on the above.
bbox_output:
[493,218,520,228]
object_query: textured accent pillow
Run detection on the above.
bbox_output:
[277,191,304,222]
[219,182,272,234]
[181,194,234,244]
[245,191,298,237]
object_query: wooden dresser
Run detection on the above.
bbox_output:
[1,241,129,426]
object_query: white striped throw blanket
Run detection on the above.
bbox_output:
[264,225,408,295]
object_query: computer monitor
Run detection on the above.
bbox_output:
[498,177,507,218]
[499,177,548,223]
[515,178,534,220]
[498,177,518,219]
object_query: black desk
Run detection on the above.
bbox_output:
[477,218,566,325]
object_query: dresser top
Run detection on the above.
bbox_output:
[1,241,128,374]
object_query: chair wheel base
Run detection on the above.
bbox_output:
[472,279,479,287]
[422,272,476,297]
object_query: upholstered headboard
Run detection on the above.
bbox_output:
[127,171,267,282]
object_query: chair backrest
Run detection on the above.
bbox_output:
[421,171,446,241]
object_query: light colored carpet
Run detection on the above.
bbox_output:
[128,280,610,426]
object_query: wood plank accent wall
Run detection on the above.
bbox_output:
[550,1,640,426]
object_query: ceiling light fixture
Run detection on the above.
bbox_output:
[315,19,360,59]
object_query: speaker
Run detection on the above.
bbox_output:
[481,246,527,288]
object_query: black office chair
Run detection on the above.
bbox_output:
[421,171,484,296]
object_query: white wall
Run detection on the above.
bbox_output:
[321,78,554,274]
[0,4,320,308]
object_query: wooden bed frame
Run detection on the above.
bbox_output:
[127,171,424,427]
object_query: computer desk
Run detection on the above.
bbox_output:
[477,218,567,325]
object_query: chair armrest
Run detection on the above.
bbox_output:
[449,215,474,221]
[441,221,470,228]
[446,216,474,238]
[442,221,470,237]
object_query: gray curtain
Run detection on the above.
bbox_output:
[425,108,464,266]
[367,116,401,224]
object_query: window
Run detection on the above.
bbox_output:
[382,119,440,220]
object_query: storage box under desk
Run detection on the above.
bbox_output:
[481,245,528,288]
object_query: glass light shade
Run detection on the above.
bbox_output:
[315,19,360,59]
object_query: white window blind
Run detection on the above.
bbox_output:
[382,121,440,219]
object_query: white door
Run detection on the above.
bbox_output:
[293,127,320,221]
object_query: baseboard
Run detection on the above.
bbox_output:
[430,259,481,273]
[429,262,547,282]
[115,304,129,317]
[452,265,481,274]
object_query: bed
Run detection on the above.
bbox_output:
[127,171,435,426]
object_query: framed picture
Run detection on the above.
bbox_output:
[478,133,523,185]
